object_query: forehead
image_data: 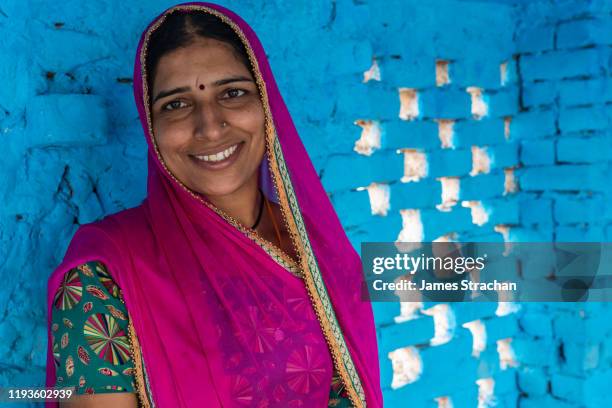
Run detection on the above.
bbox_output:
[152,37,250,88]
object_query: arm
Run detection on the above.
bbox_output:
[52,262,139,407]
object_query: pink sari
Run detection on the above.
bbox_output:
[45,3,382,407]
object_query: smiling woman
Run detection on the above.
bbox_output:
[45,3,383,408]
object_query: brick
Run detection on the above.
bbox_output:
[420,88,472,119]
[384,120,440,150]
[330,189,372,226]
[558,77,612,106]
[428,149,472,177]
[25,94,108,148]
[520,49,605,81]
[557,135,612,163]
[554,312,610,342]
[513,337,555,366]
[460,172,506,200]
[519,197,553,225]
[452,302,498,326]
[517,367,548,396]
[454,119,506,147]
[519,165,606,192]
[519,312,553,338]
[556,224,605,242]
[509,110,556,140]
[489,142,519,169]
[371,302,401,326]
[378,316,436,355]
[485,197,520,225]
[520,139,555,166]
[355,213,403,243]
[379,56,436,88]
[451,59,501,89]
[557,18,612,49]
[516,26,554,53]
[483,314,519,344]
[550,374,585,403]
[508,226,554,242]
[520,395,575,408]
[321,152,404,191]
[421,207,474,239]
[559,106,609,133]
[487,87,519,117]
[390,179,441,209]
[562,341,600,375]
[554,195,604,223]
[522,81,557,108]
[368,84,405,120]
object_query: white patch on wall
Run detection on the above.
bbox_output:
[494,225,512,256]
[470,146,491,176]
[503,168,517,194]
[504,116,511,140]
[476,378,497,408]
[500,61,509,86]
[437,177,460,212]
[436,119,455,149]
[435,396,454,408]
[433,232,458,242]
[353,119,381,156]
[466,87,489,119]
[422,303,456,346]
[436,60,451,87]
[497,338,518,370]
[496,300,521,316]
[388,346,423,389]
[401,149,428,182]
[461,200,490,226]
[361,182,390,216]
[397,209,424,243]
[395,301,424,323]
[399,88,420,120]
[363,58,381,82]
[463,319,487,357]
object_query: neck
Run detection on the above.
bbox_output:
[206,176,260,228]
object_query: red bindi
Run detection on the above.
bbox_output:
[198,84,205,90]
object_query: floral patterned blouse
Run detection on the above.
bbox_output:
[51,261,353,407]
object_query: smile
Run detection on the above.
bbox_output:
[189,142,244,171]
[193,143,239,162]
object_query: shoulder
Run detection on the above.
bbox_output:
[52,261,135,394]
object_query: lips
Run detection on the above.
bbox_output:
[189,141,244,170]
[193,143,239,162]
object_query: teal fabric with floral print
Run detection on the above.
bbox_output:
[51,261,135,395]
[52,261,353,406]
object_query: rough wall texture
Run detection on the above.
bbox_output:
[0,0,611,407]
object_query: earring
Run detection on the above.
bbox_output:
[221,121,227,128]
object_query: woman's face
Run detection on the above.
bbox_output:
[151,37,266,199]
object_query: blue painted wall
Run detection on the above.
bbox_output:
[1,0,611,406]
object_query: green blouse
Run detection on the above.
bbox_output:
[51,261,353,406]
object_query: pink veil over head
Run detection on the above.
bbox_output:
[45,3,382,407]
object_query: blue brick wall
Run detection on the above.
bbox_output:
[1,0,611,407]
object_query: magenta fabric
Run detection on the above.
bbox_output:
[45,3,382,407]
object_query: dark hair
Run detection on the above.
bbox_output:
[145,11,253,101]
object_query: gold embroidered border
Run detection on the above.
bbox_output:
[138,5,365,407]
[125,310,154,407]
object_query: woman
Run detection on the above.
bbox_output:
[46,3,383,407]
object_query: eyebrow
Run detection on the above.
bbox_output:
[152,75,254,104]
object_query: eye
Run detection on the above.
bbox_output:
[224,88,247,99]
[162,100,189,111]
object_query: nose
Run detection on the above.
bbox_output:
[193,100,226,141]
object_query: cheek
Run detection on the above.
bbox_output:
[153,121,191,158]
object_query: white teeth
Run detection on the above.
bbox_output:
[194,144,238,163]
